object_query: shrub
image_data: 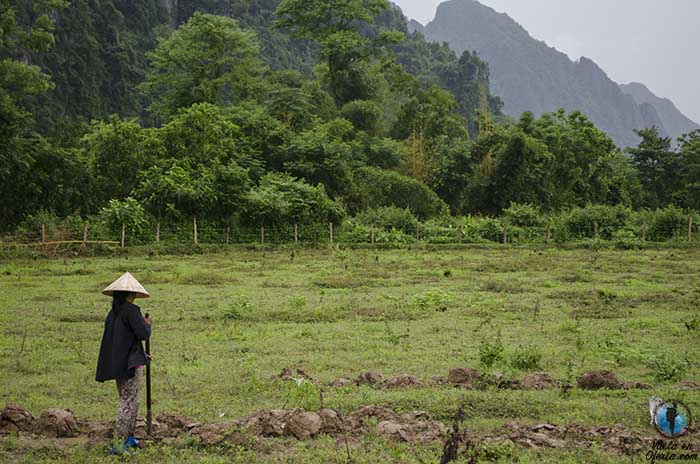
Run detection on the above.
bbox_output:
[355,206,417,236]
[244,173,345,228]
[221,296,255,320]
[479,334,505,368]
[646,354,690,382]
[611,228,642,250]
[98,198,148,241]
[503,203,545,228]
[641,206,696,241]
[509,345,543,371]
[351,167,449,219]
[412,289,455,312]
[557,204,632,240]
[473,217,503,242]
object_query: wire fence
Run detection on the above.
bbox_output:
[3,214,699,255]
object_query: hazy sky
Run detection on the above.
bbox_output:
[393,0,700,123]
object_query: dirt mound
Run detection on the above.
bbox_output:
[347,407,447,443]
[81,419,112,441]
[621,381,652,390]
[284,410,322,439]
[35,409,78,438]
[519,372,556,390]
[347,405,397,425]
[480,422,698,455]
[156,412,199,431]
[447,368,481,387]
[576,370,622,390]
[330,378,352,387]
[277,367,315,383]
[355,371,384,386]
[675,380,700,391]
[134,413,200,439]
[9,403,697,457]
[0,404,34,433]
[383,375,422,389]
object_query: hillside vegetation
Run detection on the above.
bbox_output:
[1,0,699,241]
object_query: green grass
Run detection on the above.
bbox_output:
[1,245,699,462]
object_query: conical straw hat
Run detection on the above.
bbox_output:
[102,272,150,298]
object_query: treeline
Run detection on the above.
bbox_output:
[1,0,699,236]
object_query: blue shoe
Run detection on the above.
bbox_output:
[125,435,139,448]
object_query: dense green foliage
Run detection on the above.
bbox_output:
[1,0,698,235]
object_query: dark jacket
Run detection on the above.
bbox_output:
[95,302,151,382]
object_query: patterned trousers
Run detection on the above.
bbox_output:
[115,368,142,438]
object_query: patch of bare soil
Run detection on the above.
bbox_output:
[675,380,700,391]
[447,368,481,387]
[292,367,652,393]
[576,370,623,390]
[3,403,699,457]
[276,367,316,383]
[518,372,557,390]
[475,422,700,455]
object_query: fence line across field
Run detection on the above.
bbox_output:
[26,215,698,248]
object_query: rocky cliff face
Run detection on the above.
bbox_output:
[620,82,700,141]
[418,0,695,147]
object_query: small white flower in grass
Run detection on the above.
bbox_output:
[293,377,305,387]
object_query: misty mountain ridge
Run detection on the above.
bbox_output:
[619,82,700,141]
[411,0,698,147]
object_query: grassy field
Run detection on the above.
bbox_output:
[1,244,699,462]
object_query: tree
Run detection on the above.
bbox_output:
[275,0,403,104]
[530,110,620,209]
[392,85,469,188]
[0,0,67,228]
[283,118,362,197]
[133,164,215,222]
[98,197,147,238]
[83,116,160,204]
[676,130,700,210]
[140,12,265,121]
[626,126,677,208]
[482,129,554,214]
[244,172,344,227]
[159,103,262,176]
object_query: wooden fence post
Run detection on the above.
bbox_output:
[594,221,599,240]
[156,222,161,244]
[371,223,375,244]
[82,222,88,244]
[415,223,420,242]
[294,224,298,244]
[41,223,46,243]
[458,224,463,243]
[503,223,508,244]
[226,226,230,245]
[545,222,551,244]
[642,223,647,242]
[689,216,693,243]
[193,217,198,245]
[121,223,126,248]
[261,226,265,244]
[329,222,334,244]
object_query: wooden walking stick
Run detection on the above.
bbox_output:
[145,313,152,436]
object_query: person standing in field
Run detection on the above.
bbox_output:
[95,272,152,454]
